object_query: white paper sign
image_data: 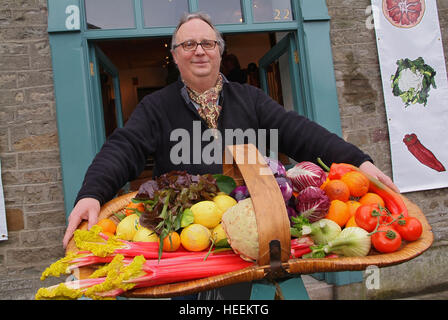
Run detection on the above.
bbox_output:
[0,160,8,241]
[372,0,448,193]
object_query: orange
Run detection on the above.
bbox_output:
[341,171,369,197]
[320,177,330,190]
[359,192,385,207]
[326,200,351,227]
[323,179,350,202]
[345,215,358,228]
[346,200,361,217]
[96,218,117,234]
[102,231,116,238]
[125,201,145,216]
[161,231,181,252]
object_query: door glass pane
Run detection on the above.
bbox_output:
[85,0,135,29]
[253,0,293,22]
[142,0,189,27]
[265,51,294,111]
[99,65,118,137]
[197,0,243,24]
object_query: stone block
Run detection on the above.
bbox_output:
[20,227,65,247]
[5,208,24,231]
[0,26,48,41]
[0,153,17,170]
[29,40,52,69]
[2,168,60,185]
[0,127,9,152]
[0,72,17,89]
[24,86,55,104]
[13,133,59,152]
[0,89,25,107]
[26,208,66,229]
[11,8,48,25]
[17,70,54,88]
[17,150,61,170]
[2,185,24,206]
[15,103,53,123]
[6,244,65,265]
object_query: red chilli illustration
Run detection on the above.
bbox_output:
[403,133,446,172]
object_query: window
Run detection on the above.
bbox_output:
[142,0,189,27]
[85,0,135,29]
[252,0,293,23]
[197,0,243,24]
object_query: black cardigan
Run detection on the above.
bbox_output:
[75,79,372,206]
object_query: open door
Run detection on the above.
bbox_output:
[89,45,124,151]
[259,32,306,117]
[258,32,304,165]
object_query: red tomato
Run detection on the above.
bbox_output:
[393,216,423,241]
[371,225,402,253]
[354,203,388,232]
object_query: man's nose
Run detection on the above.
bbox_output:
[194,44,206,54]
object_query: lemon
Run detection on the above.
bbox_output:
[190,200,221,228]
[180,224,211,252]
[132,227,159,242]
[211,223,227,243]
[213,194,237,217]
[115,214,140,240]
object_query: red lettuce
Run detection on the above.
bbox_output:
[286,161,327,192]
[296,186,330,223]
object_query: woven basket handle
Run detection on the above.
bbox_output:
[223,144,291,266]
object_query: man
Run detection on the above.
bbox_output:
[63,12,398,251]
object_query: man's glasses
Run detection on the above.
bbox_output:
[173,39,218,51]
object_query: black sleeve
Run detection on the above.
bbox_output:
[253,87,373,167]
[74,98,160,206]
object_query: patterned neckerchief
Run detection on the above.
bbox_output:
[185,74,223,130]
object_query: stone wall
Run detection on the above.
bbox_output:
[327,0,448,299]
[0,0,66,299]
[0,0,447,300]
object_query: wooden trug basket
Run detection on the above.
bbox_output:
[66,144,433,298]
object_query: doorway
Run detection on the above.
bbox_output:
[92,31,299,189]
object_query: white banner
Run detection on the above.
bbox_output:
[372,0,448,193]
[0,160,8,241]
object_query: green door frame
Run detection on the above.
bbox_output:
[47,0,342,215]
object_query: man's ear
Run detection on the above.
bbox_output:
[171,50,177,65]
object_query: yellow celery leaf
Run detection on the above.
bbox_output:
[84,255,147,299]
[40,252,84,280]
[74,225,125,257]
[35,283,83,300]
[89,254,125,279]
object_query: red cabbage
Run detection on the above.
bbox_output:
[286,161,327,192]
[264,156,287,177]
[275,176,293,202]
[296,186,330,223]
[230,185,250,202]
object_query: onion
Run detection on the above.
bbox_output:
[286,161,327,192]
[296,186,330,222]
[323,227,371,257]
[264,156,287,177]
[302,219,341,245]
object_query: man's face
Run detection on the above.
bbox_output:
[171,18,222,88]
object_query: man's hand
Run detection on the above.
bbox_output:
[359,161,400,194]
[62,198,101,248]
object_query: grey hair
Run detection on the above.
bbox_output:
[171,12,225,55]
